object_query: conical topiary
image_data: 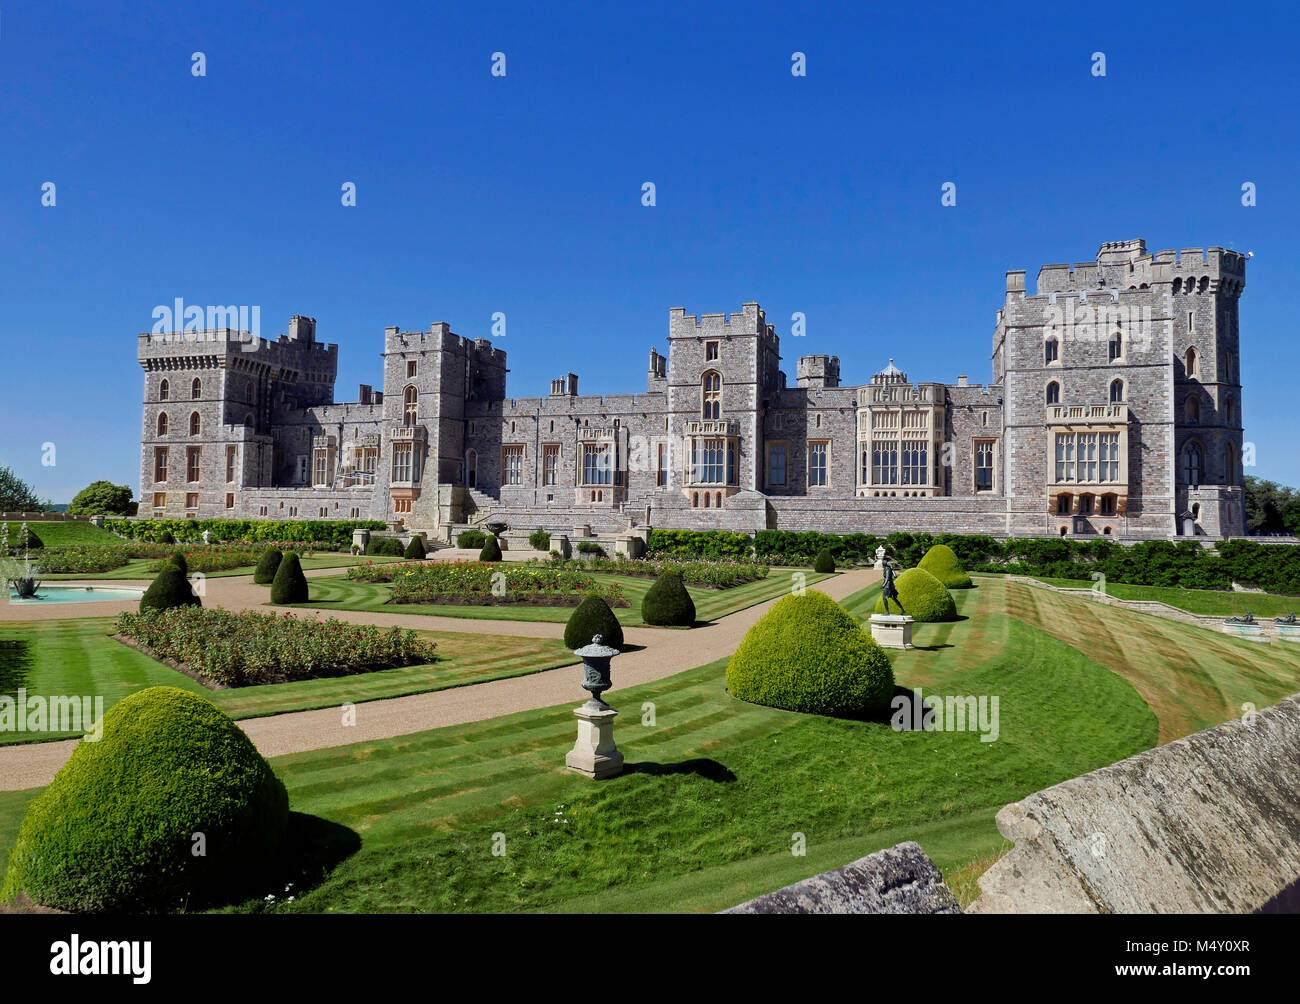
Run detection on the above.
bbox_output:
[404,535,427,559]
[641,571,696,626]
[270,551,309,604]
[253,547,283,584]
[170,549,189,578]
[479,535,502,562]
[564,593,624,650]
[813,548,836,573]
[0,687,289,912]
[139,563,200,613]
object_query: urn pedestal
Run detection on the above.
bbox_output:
[870,613,915,649]
[565,701,624,779]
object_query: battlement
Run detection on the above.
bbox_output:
[669,302,778,346]
[796,354,840,389]
[1018,241,1246,298]
[138,327,338,362]
[382,323,508,364]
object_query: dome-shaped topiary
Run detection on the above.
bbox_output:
[813,548,836,573]
[479,536,502,562]
[139,563,200,613]
[404,535,427,559]
[169,549,188,578]
[726,590,894,718]
[641,570,696,626]
[917,543,973,589]
[270,551,309,604]
[253,547,283,584]
[564,593,624,650]
[874,567,957,621]
[0,687,288,913]
[159,531,175,544]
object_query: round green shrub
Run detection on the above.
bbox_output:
[564,593,624,650]
[253,547,283,584]
[457,529,487,549]
[0,686,288,913]
[874,567,957,621]
[170,549,188,578]
[725,590,894,718]
[479,535,502,562]
[159,531,175,544]
[813,548,836,573]
[139,564,200,613]
[270,551,309,604]
[366,536,405,557]
[404,535,427,560]
[917,543,973,589]
[529,529,551,551]
[641,570,696,626]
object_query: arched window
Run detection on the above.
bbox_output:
[1108,331,1122,361]
[1109,379,1124,403]
[1182,442,1204,486]
[189,411,201,436]
[191,378,202,400]
[159,379,170,401]
[404,386,418,426]
[1046,381,1060,405]
[1044,338,1059,365]
[702,371,722,420]
[244,414,254,429]
[157,412,169,436]
[1185,396,1200,423]
[1185,347,1197,378]
[1225,442,1238,486]
[1225,397,1236,426]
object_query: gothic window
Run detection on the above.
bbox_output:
[159,379,170,401]
[1109,332,1122,361]
[543,445,560,486]
[189,411,201,436]
[975,440,995,492]
[1056,493,1072,516]
[1044,338,1059,364]
[1109,379,1124,403]
[705,341,719,361]
[768,443,787,486]
[808,441,829,487]
[1182,442,1204,486]
[1046,382,1060,405]
[1185,347,1198,378]
[407,359,417,378]
[154,447,168,482]
[872,439,898,485]
[701,371,721,420]
[502,446,524,486]
[191,378,201,400]
[1078,493,1095,516]
[157,412,169,436]
[186,446,201,483]
[901,442,928,486]
[404,386,418,426]
[582,443,613,486]
[1225,397,1237,426]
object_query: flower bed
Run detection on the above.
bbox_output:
[382,561,626,607]
[536,554,768,589]
[145,544,316,575]
[114,607,436,687]
[31,545,130,574]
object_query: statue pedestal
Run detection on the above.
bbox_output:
[565,701,624,779]
[870,613,915,649]
[1277,624,1300,643]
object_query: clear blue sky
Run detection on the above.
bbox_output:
[3,0,1298,502]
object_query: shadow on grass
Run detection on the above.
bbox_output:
[0,638,33,696]
[219,811,361,912]
[622,758,737,783]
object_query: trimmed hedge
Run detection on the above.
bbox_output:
[253,548,283,584]
[813,548,836,573]
[139,564,200,613]
[529,529,551,551]
[270,552,309,604]
[457,529,487,549]
[366,536,405,557]
[875,567,957,621]
[564,594,624,650]
[404,535,427,560]
[479,536,502,562]
[641,571,696,626]
[103,517,386,548]
[726,591,894,718]
[647,528,754,559]
[1,687,288,912]
[917,543,973,589]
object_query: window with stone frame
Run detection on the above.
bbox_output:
[157,412,169,436]
[159,379,170,401]
[543,444,560,486]
[1046,382,1060,405]
[656,442,668,487]
[154,447,168,483]
[226,445,237,483]
[581,443,613,485]
[186,492,199,509]
[701,371,722,420]
[391,441,419,483]
[191,378,202,400]
[403,386,418,426]
[313,447,334,487]
[705,341,719,361]
[1110,379,1124,403]
[186,446,201,483]
[871,439,897,485]
[901,440,928,486]
[975,440,995,492]
[153,492,166,509]
[768,442,787,487]
[1044,338,1059,364]
[189,411,201,436]
[1108,331,1122,361]
[502,445,524,486]
[808,441,829,487]
[1099,494,1117,516]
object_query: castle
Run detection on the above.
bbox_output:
[136,239,1247,541]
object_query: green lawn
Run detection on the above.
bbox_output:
[1,520,120,547]
[287,567,833,626]
[0,617,576,743]
[982,573,1300,618]
[42,553,401,581]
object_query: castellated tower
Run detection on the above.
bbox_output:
[666,303,781,500]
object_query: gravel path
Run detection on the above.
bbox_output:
[0,565,879,789]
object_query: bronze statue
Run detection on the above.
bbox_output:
[1225,611,1256,625]
[1274,612,1297,625]
[880,557,906,615]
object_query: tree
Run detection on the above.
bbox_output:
[1243,476,1299,534]
[0,466,48,512]
[67,481,134,516]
